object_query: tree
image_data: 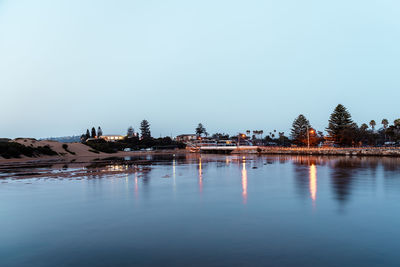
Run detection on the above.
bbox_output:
[80,134,87,142]
[340,123,360,147]
[212,133,230,140]
[394,119,400,128]
[252,130,258,138]
[127,126,134,137]
[91,127,96,138]
[195,123,206,137]
[382,119,389,142]
[382,119,389,130]
[85,129,90,139]
[291,114,311,146]
[97,127,103,137]
[140,120,151,139]
[326,104,353,145]
[369,120,376,132]
[360,123,368,131]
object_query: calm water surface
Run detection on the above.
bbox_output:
[1,154,400,267]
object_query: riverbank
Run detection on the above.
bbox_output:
[0,139,187,164]
[3,140,400,169]
[258,147,400,157]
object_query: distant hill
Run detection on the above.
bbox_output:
[41,136,81,143]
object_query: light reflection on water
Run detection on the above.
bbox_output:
[198,157,202,193]
[242,157,248,204]
[1,154,400,266]
[309,163,317,205]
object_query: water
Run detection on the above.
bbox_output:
[1,154,400,267]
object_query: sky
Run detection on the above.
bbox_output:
[1,0,400,138]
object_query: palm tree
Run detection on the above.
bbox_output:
[369,120,376,132]
[382,119,389,130]
[382,119,389,142]
[360,123,368,131]
[395,119,400,128]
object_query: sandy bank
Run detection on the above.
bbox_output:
[0,139,187,165]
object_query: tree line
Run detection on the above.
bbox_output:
[195,103,400,147]
[80,120,185,153]
[291,104,400,147]
[80,120,152,142]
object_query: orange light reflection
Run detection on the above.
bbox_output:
[309,163,317,205]
[199,158,203,193]
[242,158,247,204]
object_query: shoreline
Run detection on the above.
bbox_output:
[0,149,188,165]
[257,147,400,157]
[2,147,400,180]
[2,147,400,166]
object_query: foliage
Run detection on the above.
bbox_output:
[195,123,207,137]
[337,123,360,146]
[91,127,97,138]
[369,120,376,131]
[127,126,134,137]
[360,123,368,131]
[140,120,151,138]
[88,149,100,154]
[84,135,185,153]
[382,119,389,129]
[211,133,230,140]
[97,127,103,137]
[291,114,311,146]
[85,139,118,153]
[326,104,354,146]
[0,142,57,159]
[62,144,76,155]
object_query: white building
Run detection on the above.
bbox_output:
[99,135,125,142]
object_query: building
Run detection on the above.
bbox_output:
[176,134,197,142]
[99,135,125,142]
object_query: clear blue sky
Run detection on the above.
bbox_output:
[1,0,400,138]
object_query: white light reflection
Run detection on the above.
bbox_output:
[173,157,176,192]
[199,157,203,193]
[242,157,247,204]
[309,163,317,206]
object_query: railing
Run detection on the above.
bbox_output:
[258,146,400,151]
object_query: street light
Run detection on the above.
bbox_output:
[237,133,246,147]
[307,126,315,149]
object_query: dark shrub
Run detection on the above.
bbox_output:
[0,142,57,158]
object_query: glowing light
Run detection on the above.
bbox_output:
[309,163,317,205]
[242,159,247,204]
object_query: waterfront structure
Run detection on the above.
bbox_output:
[176,134,197,142]
[99,135,125,142]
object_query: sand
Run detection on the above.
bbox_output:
[0,138,185,165]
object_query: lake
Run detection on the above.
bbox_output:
[1,154,400,267]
